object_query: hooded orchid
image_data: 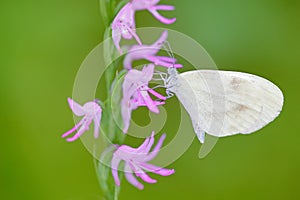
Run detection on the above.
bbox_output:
[123,30,183,69]
[62,98,102,142]
[111,2,142,54]
[121,64,166,133]
[111,132,175,190]
[111,0,176,54]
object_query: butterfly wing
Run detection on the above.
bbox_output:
[170,70,284,141]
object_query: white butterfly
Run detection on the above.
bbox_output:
[164,68,284,143]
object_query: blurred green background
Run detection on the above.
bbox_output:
[1,0,299,199]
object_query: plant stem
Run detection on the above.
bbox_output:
[96,1,126,199]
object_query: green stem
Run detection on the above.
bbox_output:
[94,145,120,200]
[96,1,127,199]
[99,0,114,27]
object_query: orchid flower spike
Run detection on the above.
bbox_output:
[111,132,175,190]
[111,2,142,54]
[132,0,176,24]
[123,30,183,69]
[121,64,166,133]
[62,98,102,142]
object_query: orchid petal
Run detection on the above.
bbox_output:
[143,134,166,162]
[147,87,167,100]
[111,155,122,186]
[155,56,177,63]
[123,69,144,91]
[68,98,85,116]
[112,29,123,54]
[139,89,159,113]
[62,118,85,138]
[148,8,176,24]
[126,25,142,45]
[136,137,151,152]
[121,99,132,133]
[124,163,144,190]
[123,46,158,70]
[130,162,157,184]
[155,5,175,11]
[66,122,89,142]
[93,111,101,138]
[140,162,175,176]
[145,55,174,68]
[174,63,183,68]
[118,145,141,155]
[132,0,161,10]
[141,64,155,82]
[152,30,168,48]
[136,101,165,107]
[123,31,168,69]
[139,131,155,154]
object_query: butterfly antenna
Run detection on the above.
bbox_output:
[162,41,175,63]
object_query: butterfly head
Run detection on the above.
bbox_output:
[167,67,178,77]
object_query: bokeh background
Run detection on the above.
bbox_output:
[1,0,299,199]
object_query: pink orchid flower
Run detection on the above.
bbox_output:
[132,0,176,24]
[123,30,183,69]
[111,132,175,190]
[62,98,102,142]
[121,64,166,133]
[111,2,142,54]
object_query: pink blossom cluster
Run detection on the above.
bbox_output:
[110,0,179,189]
[62,0,179,190]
